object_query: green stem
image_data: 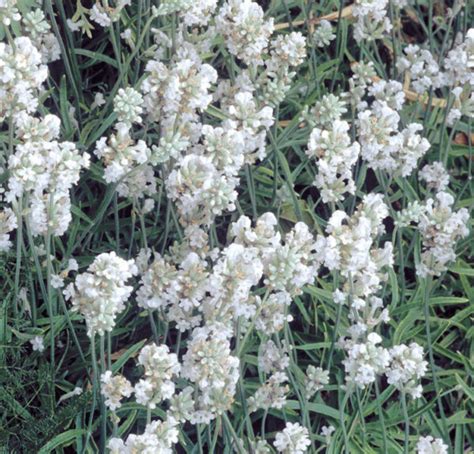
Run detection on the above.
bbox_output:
[13,197,23,319]
[210,416,221,453]
[45,200,55,371]
[222,412,245,454]
[374,380,388,454]
[339,390,350,454]
[149,310,159,343]
[236,290,270,357]
[146,406,152,425]
[84,335,99,453]
[99,335,107,451]
[401,391,409,454]
[196,423,204,454]
[422,276,449,445]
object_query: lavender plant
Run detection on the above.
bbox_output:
[0,1,472,453]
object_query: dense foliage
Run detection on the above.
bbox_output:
[0,1,472,453]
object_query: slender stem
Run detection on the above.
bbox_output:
[235,320,254,440]
[261,409,268,438]
[210,416,221,453]
[99,335,107,452]
[245,164,258,220]
[222,412,245,454]
[109,26,123,83]
[236,290,270,357]
[422,276,449,444]
[58,292,88,370]
[84,335,98,453]
[4,26,15,49]
[114,193,120,253]
[146,406,152,425]
[45,200,55,371]
[355,388,366,447]
[107,332,112,370]
[13,198,23,318]
[7,110,14,157]
[149,310,159,343]
[196,423,204,454]
[339,390,350,454]
[374,380,388,454]
[397,227,406,304]
[327,299,342,370]
[401,391,409,454]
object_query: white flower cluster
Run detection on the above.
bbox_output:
[29,335,45,352]
[392,162,468,277]
[416,191,469,277]
[342,332,390,388]
[301,93,347,129]
[397,29,474,94]
[0,0,20,26]
[142,54,217,134]
[419,162,450,193]
[137,15,306,231]
[168,386,195,423]
[181,327,240,423]
[137,211,318,335]
[342,331,428,396]
[224,91,274,162]
[0,207,16,251]
[346,61,377,111]
[137,250,207,331]
[90,0,131,28]
[258,339,289,374]
[153,0,193,17]
[66,252,137,337]
[134,344,180,409]
[416,436,449,454]
[259,32,307,106]
[94,124,150,184]
[248,371,289,412]
[166,154,238,227]
[113,87,144,129]
[22,9,60,63]
[216,0,274,66]
[386,343,428,399]
[0,9,80,256]
[0,37,48,120]
[108,418,179,454]
[358,101,430,177]
[133,210,319,425]
[368,79,405,111]
[304,365,330,399]
[232,213,318,298]
[314,194,431,394]
[93,86,158,206]
[7,113,90,236]
[179,0,217,26]
[203,242,263,325]
[444,29,474,87]
[397,45,445,94]
[320,425,335,444]
[394,200,425,228]
[315,194,392,297]
[273,422,311,454]
[305,69,428,188]
[314,20,335,48]
[352,0,392,42]
[306,119,360,203]
[100,370,133,411]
